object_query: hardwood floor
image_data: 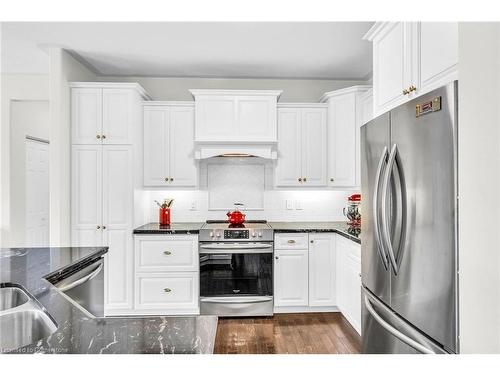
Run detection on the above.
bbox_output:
[214,312,361,354]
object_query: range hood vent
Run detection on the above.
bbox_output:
[195,144,277,159]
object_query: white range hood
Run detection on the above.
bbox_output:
[195,143,277,159]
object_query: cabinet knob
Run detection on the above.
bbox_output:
[165,177,169,182]
[287,239,296,244]
[102,135,106,139]
[96,135,101,139]
[163,251,171,255]
[298,178,302,182]
[310,240,314,243]
[164,288,172,293]
[303,177,307,182]
[403,89,409,95]
[170,177,174,182]
[102,226,106,230]
[330,178,334,182]
[96,225,101,229]
[410,85,417,92]
[275,256,279,260]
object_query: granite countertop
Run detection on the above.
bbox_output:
[133,222,204,234]
[269,221,361,244]
[0,246,217,354]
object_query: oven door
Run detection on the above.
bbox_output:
[199,242,273,297]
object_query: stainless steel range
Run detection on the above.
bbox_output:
[199,220,274,317]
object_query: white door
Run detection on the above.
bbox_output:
[102,89,134,145]
[418,22,458,95]
[236,96,276,141]
[25,139,50,246]
[301,108,327,186]
[274,249,309,307]
[169,106,197,187]
[373,22,408,115]
[71,88,102,144]
[308,234,336,306]
[143,107,169,186]
[71,145,103,247]
[328,94,356,187]
[276,108,302,187]
[102,146,133,312]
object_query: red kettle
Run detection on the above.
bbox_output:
[227,203,246,225]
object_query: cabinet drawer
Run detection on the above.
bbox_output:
[274,233,309,249]
[135,273,199,312]
[134,235,198,272]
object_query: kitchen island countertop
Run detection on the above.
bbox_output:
[269,221,361,244]
[0,246,217,354]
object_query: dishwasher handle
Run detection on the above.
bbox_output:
[57,259,104,292]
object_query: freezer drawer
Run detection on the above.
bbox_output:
[361,287,451,354]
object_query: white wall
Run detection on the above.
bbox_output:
[48,48,96,246]
[458,22,500,353]
[0,74,50,247]
[98,76,366,102]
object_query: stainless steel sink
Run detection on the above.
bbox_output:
[0,285,58,352]
[0,310,57,352]
[0,287,30,311]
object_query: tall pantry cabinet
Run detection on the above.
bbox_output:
[70,82,150,316]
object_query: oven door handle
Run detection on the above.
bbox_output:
[200,296,273,304]
[199,248,273,254]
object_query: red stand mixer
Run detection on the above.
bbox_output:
[343,194,361,227]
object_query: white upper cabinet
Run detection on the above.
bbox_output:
[275,104,327,187]
[320,86,371,188]
[364,22,458,117]
[418,22,458,95]
[70,83,149,145]
[190,90,282,142]
[143,103,197,187]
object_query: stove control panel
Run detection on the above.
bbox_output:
[224,229,249,239]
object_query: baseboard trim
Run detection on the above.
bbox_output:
[273,306,340,314]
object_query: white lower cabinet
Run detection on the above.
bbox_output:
[274,249,309,307]
[336,235,362,334]
[133,235,199,315]
[308,234,336,307]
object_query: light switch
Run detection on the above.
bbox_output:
[286,199,294,210]
[295,200,303,210]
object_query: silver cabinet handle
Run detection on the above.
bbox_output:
[163,251,171,255]
[373,146,389,270]
[164,288,172,293]
[287,239,296,244]
[58,261,103,292]
[381,144,400,275]
[364,295,433,354]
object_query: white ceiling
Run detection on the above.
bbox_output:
[1,22,373,79]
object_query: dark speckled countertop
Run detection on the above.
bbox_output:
[0,246,217,354]
[269,221,361,244]
[133,222,204,234]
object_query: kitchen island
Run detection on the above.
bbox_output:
[0,246,217,354]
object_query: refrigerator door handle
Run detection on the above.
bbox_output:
[364,295,434,354]
[373,146,389,270]
[381,144,400,275]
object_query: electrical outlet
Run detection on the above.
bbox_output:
[286,199,294,210]
[190,200,197,211]
[295,200,303,210]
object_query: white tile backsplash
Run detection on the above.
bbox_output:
[139,188,355,224]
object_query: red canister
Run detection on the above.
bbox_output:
[159,207,171,226]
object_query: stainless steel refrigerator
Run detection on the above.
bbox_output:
[360,82,458,354]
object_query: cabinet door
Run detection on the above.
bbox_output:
[309,234,336,306]
[373,22,408,115]
[102,89,134,145]
[327,94,356,187]
[237,96,277,141]
[301,108,327,186]
[169,106,197,187]
[102,146,133,311]
[344,247,362,334]
[336,235,348,313]
[195,96,235,141]
[418,22,458,95]
[143,107,169,186]
[274,249,309,307]
[275,108,302,186]
[71,88,102,144]
[71,145,102,246]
